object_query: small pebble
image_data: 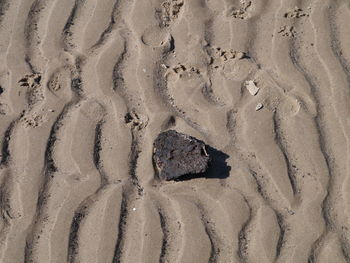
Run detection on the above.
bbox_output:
[236,51,246,59]
[245,80,259,96]
[255,103,263,111]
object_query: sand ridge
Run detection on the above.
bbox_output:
[0,0,350,262]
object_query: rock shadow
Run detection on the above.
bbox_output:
[175,146,231,181]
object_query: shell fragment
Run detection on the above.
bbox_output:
[255,103,263,111]
[245,80,259,96]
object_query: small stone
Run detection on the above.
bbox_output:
[236,51,246,59]
[245,80,259,96]
[255,103,263,111]
[153,130,210,181]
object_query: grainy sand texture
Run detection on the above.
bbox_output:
[0,0,350,262]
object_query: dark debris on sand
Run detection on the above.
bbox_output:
[153,130,210,181]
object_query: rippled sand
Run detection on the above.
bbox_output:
[0,0,350,262]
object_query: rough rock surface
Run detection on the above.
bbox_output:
[153,130,210,180]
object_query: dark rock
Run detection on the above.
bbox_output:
[153,130,210,180]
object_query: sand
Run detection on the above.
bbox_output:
[0,0,350,262]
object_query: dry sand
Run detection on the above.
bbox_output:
[0,0,350,262]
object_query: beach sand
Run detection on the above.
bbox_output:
[0,0,350,262]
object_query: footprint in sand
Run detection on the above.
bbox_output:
[141,27,171,47]
[18,73,44,105]
[278,25,296,37]
[225,0,252,19]
[284,6,309,19]
[157,0,184,28]
[18,73,41,88]
[21,113,47,128]
[141,0,184,47]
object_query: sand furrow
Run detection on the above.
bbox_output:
[0,0,21,79]
[93,46,131,182]
[288,60,340,262]
[328,2,350,226]
[111,27,145,188]
[92,120,108,184]
[23,52,89,261]
[167,195,212,263]
[306,0,350,259]
[168,186,243,263]
[155,56,210,139]
[153,39,210,139]
[224,2,284,262]
[42,99,81,172]
[0,120,16,167]
[136,197,164,263]
[87,0,123,54]
[0,39,74,263]
[229,169,282,263]
[246,205,280,263]
[0,59,64,263]
[288,26,337,262]
[244,0,296,207]
[149,192,191,263]
[62,0,97,54]
[158,209,169,263]
[281,1,350,261]
[67,202,87,262]
[0,1,12,34]
[0,169,25,261]
[24,0,58,73]
[211,7,297,262]
[200,214,219,263]
[237,197,253,263]
[195,197,234,262]
[68,184,121,263]
[112,190,130,263]
[68,112,127,263]
[107,11,152,262]
[197,15,223,108]
[226,108,293,217]
[241,107,294,209]
[258,1,331,261]
[53,7,135,260]
[273,112,328,262]
[272,113,297,196]
[24,99,100,262]
[221,0,299,219]
[155,199,182,263]
[166,0,235,144]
